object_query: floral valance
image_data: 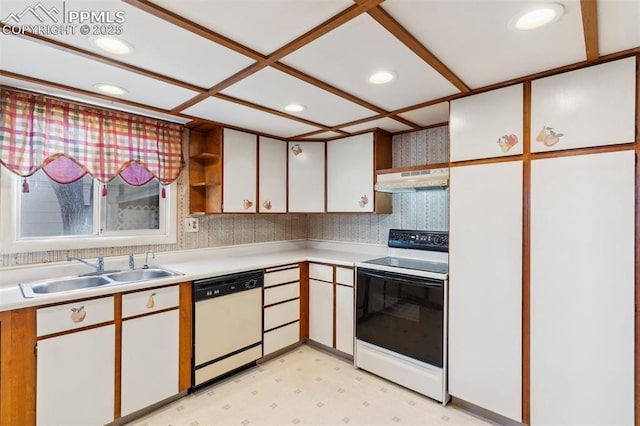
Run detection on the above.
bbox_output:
[0,88,184,190]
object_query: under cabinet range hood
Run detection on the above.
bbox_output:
[375,167,449,193]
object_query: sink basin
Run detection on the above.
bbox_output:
[20,276,111,297]
[107,268,177,282]
[19,267,182,298]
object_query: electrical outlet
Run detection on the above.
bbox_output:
[184,217,199,233]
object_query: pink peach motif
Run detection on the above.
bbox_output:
[359,195,369,208]
[497,134,518,153]
[70,306,86,323]
[242,200,253,210]
[536,126,564,147]
[262,200,272,210]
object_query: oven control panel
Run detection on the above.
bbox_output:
[388,229,448,252]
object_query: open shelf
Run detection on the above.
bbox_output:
[189,127,222,214]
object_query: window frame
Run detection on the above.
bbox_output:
[0,167,177,252]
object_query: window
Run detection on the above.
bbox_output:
[0,167,177,252]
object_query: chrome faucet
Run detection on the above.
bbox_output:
[67,256,104,273]
[142,250,155,269]
[128,253,135,270]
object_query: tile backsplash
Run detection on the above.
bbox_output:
[307,126,449,244]
[0,126,448,267]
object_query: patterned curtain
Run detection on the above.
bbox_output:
[0,88,184,194]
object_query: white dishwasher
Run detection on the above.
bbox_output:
[192,270,263,389]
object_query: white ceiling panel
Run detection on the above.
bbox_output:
[340,117,412,134]
[0,76,190,124]
[383,0,586,89]
[221,66,377,126]
[0,36,198,110]
[0,1,255,89]
[281,14,460,111]
[150,0,353,55]
[398,102,450,127]
[598,0,640,55]
[182,97,321,138]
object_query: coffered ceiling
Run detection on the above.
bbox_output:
[0,0,638,140]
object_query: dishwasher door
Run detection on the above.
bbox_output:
[193,287,262,386]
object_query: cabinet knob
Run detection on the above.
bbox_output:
[359,195,369,208]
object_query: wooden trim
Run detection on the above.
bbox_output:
[114,294,123,419]
[180,112,290,142]
[264,297,302,309]
[36,321,115,340]
[2,27,206,94]
[332,265,337,349]
[121,306,179,322]
[324,141,329,213]
[391,122,449,136]
[634,57,639,426]
[299,262,310,339]
[580,0,600,62]
[450,155,524,168]
[367,6,470,93]
[0,308,37,426]
[179,282,193,392]
[530,143,636,160]
[521,81,532,425]
[255,134,260,214]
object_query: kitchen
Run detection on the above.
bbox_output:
[0,1,638,425]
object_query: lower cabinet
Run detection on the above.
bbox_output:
[121,310,179,416]
[308,263,354,356]
[37,325,115,426]
[263,264,301,356]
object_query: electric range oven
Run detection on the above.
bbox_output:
[355,229,449,404]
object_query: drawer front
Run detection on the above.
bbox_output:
[309,263,333,282]
[37,296,114,336]
[335,267,354,287]
[264,267,300,287]
[264,299,299,331]
[122,285,179,319]
[264,322,300,356]
[264,282,300,306]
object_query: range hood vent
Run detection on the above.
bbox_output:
[375,167,449,193]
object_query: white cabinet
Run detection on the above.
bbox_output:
[530,151,634,425]
[223,129,257,212]
[335,286,353,355]
[531,57,636,152]
[448,161,523,422]
[288,141,325,212]
[258,137,287,213]
[327,133,374,212]
[37,325,115,426]
[450,84,523,162]
[263,265,301,356]
[120,286,179,418]
[308,278,334,348]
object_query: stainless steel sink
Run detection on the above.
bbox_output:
[19,267,182,298]
[106,268,177,282]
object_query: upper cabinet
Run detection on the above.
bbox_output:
[288,141,325,213]
[258,137,287,213]
[327,133,374,213]
[223,129,257,213]
[531,57,636,153]
[450,84,523,162]
[189,128,222,214]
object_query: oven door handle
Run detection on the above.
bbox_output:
[359,270,443,288]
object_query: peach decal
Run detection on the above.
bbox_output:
[70,306,86,323]
[359,195,369,208]
[536,126,564,147]
[146,293,157,309]
[497,134,518,153]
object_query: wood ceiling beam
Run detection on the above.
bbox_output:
[121,0,266,61]
[367,6,471,94]
[580,0,600,62]
[0,70,187,122]
[0,26,207,94]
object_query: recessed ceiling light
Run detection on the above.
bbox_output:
[510,3,564,31]
[368,71,396,85]
[93,83,128,96]
[90,36,134,55]
[285,104,305,112]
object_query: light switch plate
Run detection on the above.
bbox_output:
[184,217,199,233]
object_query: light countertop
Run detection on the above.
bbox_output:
[0,240,387,312]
